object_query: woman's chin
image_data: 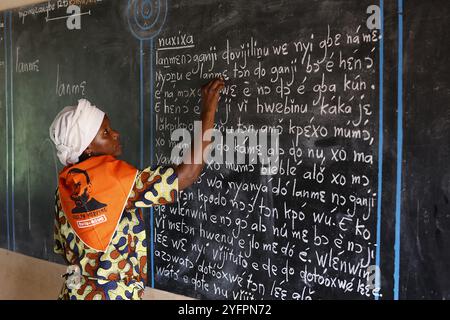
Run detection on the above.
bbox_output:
[114,148,123,157]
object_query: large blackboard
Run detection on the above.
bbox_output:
[0,0,449,300]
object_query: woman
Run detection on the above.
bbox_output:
[50,78,225,300]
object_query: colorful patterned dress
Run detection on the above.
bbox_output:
[53,165,178,300]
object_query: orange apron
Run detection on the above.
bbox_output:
[58,155,138,252]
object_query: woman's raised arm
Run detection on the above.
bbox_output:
[175,78,225,191]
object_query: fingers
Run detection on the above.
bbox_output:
[209,78,225,91]
[200,78,225,113]
[203,77,225,93]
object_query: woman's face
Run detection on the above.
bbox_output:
[84,115,122,158]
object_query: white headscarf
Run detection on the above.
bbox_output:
[49,99,105,166]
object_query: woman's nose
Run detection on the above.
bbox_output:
[113,130,120,140]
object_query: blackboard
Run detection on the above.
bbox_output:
[0,0,449,300]
[400,0,450,299]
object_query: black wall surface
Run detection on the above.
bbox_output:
[0,0,448,300]
[400,1,450,299]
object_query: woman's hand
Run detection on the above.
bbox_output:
[201,77,225,114]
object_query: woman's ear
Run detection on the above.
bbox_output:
[78,148,92,163]
[83,147,93,157]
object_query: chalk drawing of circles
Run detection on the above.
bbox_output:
[127,0,167,40]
